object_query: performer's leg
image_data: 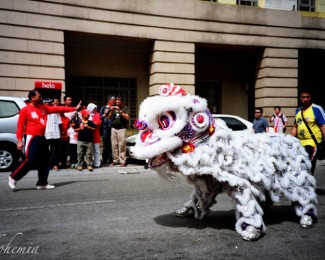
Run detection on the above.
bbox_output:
[232,186,266,241]
[10,135,36,182]
[176,175,222,219]
[283,159,318,228]
[36,136,51,186]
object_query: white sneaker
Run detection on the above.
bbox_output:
[8,176,16,190]
[36,184,55,190]
[175,207,194,218]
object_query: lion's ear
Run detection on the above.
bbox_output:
[184,96,208,113]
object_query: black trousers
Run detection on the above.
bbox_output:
[48,138,60,166]
[11,135,50,186]
[69,143,78,165]
[59,139,69,167]
[304,145,317,174]
[102,127,112,163]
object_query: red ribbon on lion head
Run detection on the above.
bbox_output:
[159,83,186,97]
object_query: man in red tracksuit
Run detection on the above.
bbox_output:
[8,90,81,190]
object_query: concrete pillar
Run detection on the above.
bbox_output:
[255,48,298,126]
[149,40,195,95]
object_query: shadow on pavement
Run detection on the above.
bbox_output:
[154,209,236,230]
[154,205,300,231]
[316,188,325,195]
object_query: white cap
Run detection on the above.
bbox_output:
[87,103,97,113]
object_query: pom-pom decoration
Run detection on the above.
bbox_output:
[159,83,186,97]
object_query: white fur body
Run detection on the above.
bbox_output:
[131,84,318,240]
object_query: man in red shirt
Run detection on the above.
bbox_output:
[8,90,81,190]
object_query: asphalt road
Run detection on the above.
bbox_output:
[0,162,324,260]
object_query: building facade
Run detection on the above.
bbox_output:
[1,0,325,127]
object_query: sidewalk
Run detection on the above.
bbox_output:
[1,163,150,180]
[3,160,324,179]
[60,163,149,175]
[50,163,149,176]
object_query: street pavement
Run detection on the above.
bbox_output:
[0,161,324,260]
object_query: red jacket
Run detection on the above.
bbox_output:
[92,112,101,144]
[17,104,76,141]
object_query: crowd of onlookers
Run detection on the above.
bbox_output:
[44,95,130,172]
[8,88,325,191]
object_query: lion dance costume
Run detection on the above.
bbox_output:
[131,83,317,241]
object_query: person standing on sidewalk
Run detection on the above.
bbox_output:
[291,89,325,174]
[269,106,288,133]
[63,95,78,121]
[74,109,96,171]
[45,98,62,171]
[67,119,78,169]
[100,95,115,164]
[253,107,269,133]
[8,90,81,190]
[87,103,102,168]
[110,97,130,167]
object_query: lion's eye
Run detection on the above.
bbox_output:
[158,111,176,130]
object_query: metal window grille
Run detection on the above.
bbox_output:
[297,0,315,11]
[237,0,258,6]
[66,76,137,128]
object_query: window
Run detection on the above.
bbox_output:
[66,76,137,128]
[297,0,315,11]
[219,117,248,131]
[0,100,20,118]
[237,0,258,7]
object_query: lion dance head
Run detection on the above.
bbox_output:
[131,83,217,168]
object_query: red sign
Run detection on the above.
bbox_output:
[35,81,62,90]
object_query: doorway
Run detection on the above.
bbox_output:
[195,81,221,114]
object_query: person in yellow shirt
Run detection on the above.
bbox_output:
[291,90,325,174]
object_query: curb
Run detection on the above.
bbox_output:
[50,164,149,176]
